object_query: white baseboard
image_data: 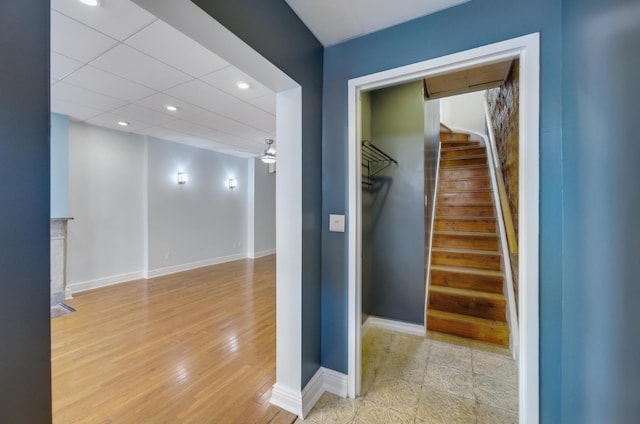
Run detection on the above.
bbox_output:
[146,253,246,279]
[249,248,276,259]
[67,270,145,294]
[68,253,250,294]
[364,316,426,337]
[270,367,348,419]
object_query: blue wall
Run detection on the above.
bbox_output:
[192,0,325,387]
[0,0,52,421]
[321,0,564,421]
[562,0,640,422]
[51,112,69,218]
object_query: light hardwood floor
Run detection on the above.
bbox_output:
[51,255,296,424]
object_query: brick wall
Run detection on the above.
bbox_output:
[487,59,519,310]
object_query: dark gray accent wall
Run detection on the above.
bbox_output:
[562,0,640,422]
[191,0,324,387]
[366,82,425,324]
[321,1,563,421]
[0,1,52,421]
[424,99,440,282]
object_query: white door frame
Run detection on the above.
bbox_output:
[347,33,540,423]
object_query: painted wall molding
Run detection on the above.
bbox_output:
[67,271,145,294]
[270,367,348,419]
[364,316,426,337]
[250,248,276,259]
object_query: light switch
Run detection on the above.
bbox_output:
[329,214,345,232]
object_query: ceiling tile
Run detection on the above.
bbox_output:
[51,52,84,80]
[184,111,246,132]
[90,44,191,91]
[162,119,214,138]
[214,100,275,128]
[138,126,187,141]
[108,104,178,126]
[51,81,126,111]
[51,98,104,121]
[51,10,118,62]
[63,65,156,102]
[134,93,206,119]
[85,112,151,132]
[164,79,240,113]
[246,93,276,114]
[51,0,156,41]
[125,20,228,77]
[223,124,273,144]
[200,66,272,100]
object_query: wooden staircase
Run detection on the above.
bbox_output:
[426,131,509,346]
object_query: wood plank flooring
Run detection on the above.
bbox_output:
[51,255,296,424]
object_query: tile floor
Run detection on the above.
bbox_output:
[296,326,518,423]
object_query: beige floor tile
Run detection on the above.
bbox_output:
[428,340,472,374]
[416,387,477,424]
[423,363,475,400]
[473,373,518,412]
[472,349,518,380]
[366,377,421,416]
[376,351,428,384]
[353,402,415,424]
[388,333,430,358]
[476,402,518,424]
[295,393,358,424]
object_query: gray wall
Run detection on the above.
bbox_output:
[424,99,440,278]
[68,122,145,285]
[147,137,248,271]
[252,159,276,254]
[0,0,51,421]
[561,0,640,422]
[366,81,425,324]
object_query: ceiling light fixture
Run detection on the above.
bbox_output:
[228,178,237,190]
[177,173,188,185]
[260,139,276,164]
[78,0,101,6]
[236,81,250,90]
[117,121,129,127]
[165,105,178,112]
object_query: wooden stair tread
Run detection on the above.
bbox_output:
[433,230,497,238]
[440,145,485,152]
[430,264,503,277]
[434,216,496,221]
[429,285,505,301]
[432,247,501,256]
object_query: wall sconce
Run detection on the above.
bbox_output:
[177,173,188,185]
[228,178,237,189]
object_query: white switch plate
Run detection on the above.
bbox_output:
[329,214,345,232]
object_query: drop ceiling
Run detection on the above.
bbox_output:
[51,0,276,157]
[284,0,471,46]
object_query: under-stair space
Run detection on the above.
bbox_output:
[427,130,510,347]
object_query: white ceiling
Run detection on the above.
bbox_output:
[51,0,276,158]
[284,0,471,46]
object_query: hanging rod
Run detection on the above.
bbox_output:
[361,140,398,187]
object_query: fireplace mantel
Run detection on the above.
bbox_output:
[51,217,73,306]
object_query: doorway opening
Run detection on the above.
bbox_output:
[347,33,540,423]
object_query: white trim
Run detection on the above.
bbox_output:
[68,271,145,294]
[270,383,303,418]
[251,248,276,259]
[347,33,540,424]
[271,367,349,419]
[364,316,426,337]
[146,253,246,279]
[246,158,256,259]
[424,143,441,321]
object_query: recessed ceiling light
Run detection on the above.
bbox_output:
[79,0,101,6]
[165,105,179,112]
[236,81,250,90]
[117,121,129,127]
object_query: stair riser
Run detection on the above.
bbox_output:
[430,269,503,293]
[440,147,486,158]
[438,191,493,203]
[438,178,491,191]
[436,205,495,217]
[434,219,497,233]
[432,234,499,251]
[440,167,488,179]
[429,292,506,321]
[427,314,509,346]
[431,251,502,271]
[440,133,470,142]
[440,157,487,168]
